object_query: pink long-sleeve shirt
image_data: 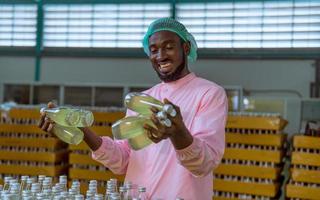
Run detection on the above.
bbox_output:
[92,72,228,200]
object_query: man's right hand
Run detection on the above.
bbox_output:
[38,102,56,134]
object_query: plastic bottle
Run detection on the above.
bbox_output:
[124,92,176,117]
[112,116,156,140]
[128,133,153,151]
[41,107,94,127]
[137,186,147,200]
[52,124,84,145]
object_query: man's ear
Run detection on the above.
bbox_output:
[183,41,191,55]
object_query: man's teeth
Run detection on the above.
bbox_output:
[160,63,170,68]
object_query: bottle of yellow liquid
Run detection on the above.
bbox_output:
[112,116,156,140]
[52,124,84,145]
[128,132,153,150]
[124,92,176,117]
[40,107,94,127]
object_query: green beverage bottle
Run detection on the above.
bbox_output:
[112,116,155,140]
[128,131,153,150]
[52,124,84,145]
[40,107,94,127]
[124,92,176,117]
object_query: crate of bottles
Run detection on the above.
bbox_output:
[213,112,288,199]
[0,106,69,182]
[286,135,320,200]
[68,109,125,194]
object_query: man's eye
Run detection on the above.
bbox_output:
[150,49,157,54]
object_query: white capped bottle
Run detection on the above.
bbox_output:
[138,186,147,200]
[41,107,94,127]
[124,92,176,117]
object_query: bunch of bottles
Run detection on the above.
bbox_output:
[40,107,94,145]
[112,92,176,150]
[0,175,147,200]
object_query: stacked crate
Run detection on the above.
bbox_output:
[213,112,288,199]
[0,107,68,183]
[286,135,320,199]
[68,110,125,194]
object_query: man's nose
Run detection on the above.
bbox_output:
[156,49,167,61]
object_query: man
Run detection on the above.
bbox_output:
[39,17,228,199]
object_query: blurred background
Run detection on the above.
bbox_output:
[0,0,319,199]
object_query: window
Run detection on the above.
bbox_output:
[176,0,320,48]
[43,3,171,47]
[0,4,37,47]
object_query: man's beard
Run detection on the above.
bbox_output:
[156,53,186,82]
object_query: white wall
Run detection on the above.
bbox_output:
[0,56,35,82]
[0,56,315,98]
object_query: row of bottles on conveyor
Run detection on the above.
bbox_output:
[0,175,147,200]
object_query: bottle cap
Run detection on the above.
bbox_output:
[161,118,172,127]
[163,104,176,117]
[156,111,167,120]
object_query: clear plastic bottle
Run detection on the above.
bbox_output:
[112,116,156,140]
[118,186,126,200]
[137,186,147,200]
[41,107,94,127]
[123,182,135,200]
[112,116,154,150]
[128,132,153,151]
[124,92,176,117]
[52,124,84,145]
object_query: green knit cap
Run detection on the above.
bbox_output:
[142,17,198,63]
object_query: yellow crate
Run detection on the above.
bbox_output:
[293,135,320,149]
[291,152,320,166]
[8,109,125,122]
[89,126,112,137]
[69,153,100,166]
[215,164,281,180]
[0,150,68,163]
[213,179,279,197]
[291,168,320,184]
[69,168,125,182]
[92,112,125,123]
[226,115,287,130]
[0,137,66,149]
[212,197,238,200]
[69,126,113,150]
[223,148,283,163]
[286,184,320,200]
[8,108,40,119]
[226,133,286,147]
[0,124,46,135]
[0,164,68,177]
[69,142,90,151]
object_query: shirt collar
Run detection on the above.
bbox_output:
[161,72,196,90]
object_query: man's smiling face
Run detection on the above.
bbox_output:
[148,31,190,82]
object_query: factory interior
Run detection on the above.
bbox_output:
[0,0,319,199]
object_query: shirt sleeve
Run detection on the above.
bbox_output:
[91,109,137,175]
[175,87,228,177]
[91,136,131,175]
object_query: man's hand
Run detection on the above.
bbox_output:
[38,102,56,135]
[143,98,193,150]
